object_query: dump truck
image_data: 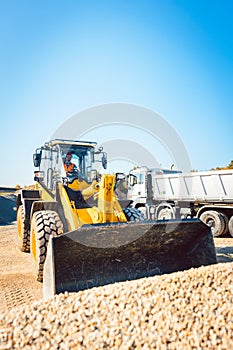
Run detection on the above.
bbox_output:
[127,166,233,237]
[16,140,217,299]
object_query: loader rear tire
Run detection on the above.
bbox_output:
[199,210,225,237]
[17,205,30,252]
[123,207,145,222]
[228,216,233,237]
[30,210,63,282]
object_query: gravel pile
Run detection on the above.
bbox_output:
[0,262,233,349]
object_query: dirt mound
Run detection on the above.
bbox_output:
[0,195,17,224]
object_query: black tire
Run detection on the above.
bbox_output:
[199,210,225,237]
[123,207,145,222]
[30,210,63,282]
[17,205,30,252]
[219,212,229,236]
[228,216,233,237]
[157,208,175,220]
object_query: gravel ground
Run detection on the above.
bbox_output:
[0,223,233,349]
[0,261,233,349]
[0,225,42,312]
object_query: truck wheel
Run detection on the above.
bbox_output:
[137,206,147,218]
[219,212,229,236]
[157,208,175,220]
[123,207,145,222]
[30,210,63,282]
[17,205,30,252]
[199,210,225,237]
[228,216,233,237]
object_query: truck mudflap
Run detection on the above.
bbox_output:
[43,219,217,299]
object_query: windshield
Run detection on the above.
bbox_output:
[129,172,145,186]
[60,144,94,181]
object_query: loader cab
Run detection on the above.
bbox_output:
[34,139,108,191]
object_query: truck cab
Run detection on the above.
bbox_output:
[127,166,180,201]
[127,166,182,218]
[127,166,149,203]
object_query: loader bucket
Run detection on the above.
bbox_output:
[43,219,217,299]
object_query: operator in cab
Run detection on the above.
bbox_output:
[64,152,79,177]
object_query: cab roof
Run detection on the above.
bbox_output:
[46,139,97,148]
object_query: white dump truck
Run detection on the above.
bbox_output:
[127,166,233,237]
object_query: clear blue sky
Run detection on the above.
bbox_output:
[0,0,232,186]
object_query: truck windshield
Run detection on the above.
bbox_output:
[128,173,145,186]
[132,173,145,185]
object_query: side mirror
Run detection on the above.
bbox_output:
[33,150,41,167]
[102,152,107,169]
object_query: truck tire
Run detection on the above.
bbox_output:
[123,207,145,222]
[228,216,233,237]
[157,208,175,220]
[30,210,63,282]
[219,212,229,236]
[17,205,30,252]
[137,206,147,218]
[199,210,225,237]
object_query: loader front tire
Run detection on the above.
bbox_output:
[123,207,145,222]
[30,210,63,282]
[17,205,30,252]
[199,210,225,237]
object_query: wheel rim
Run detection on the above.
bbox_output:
[31,227,37,262]
[206,218,215,229]
[17,209,22,242]
[158,208,174,220]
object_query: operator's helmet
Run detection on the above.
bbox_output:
[66,152,72,158]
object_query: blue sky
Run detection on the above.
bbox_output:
[0,0,232,186]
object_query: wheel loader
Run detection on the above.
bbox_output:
[16,139,217,299]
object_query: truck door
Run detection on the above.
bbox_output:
[127,172,146,200]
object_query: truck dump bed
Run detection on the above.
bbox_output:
[152,169,233,203]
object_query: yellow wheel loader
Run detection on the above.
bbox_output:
[16,139,217,299]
